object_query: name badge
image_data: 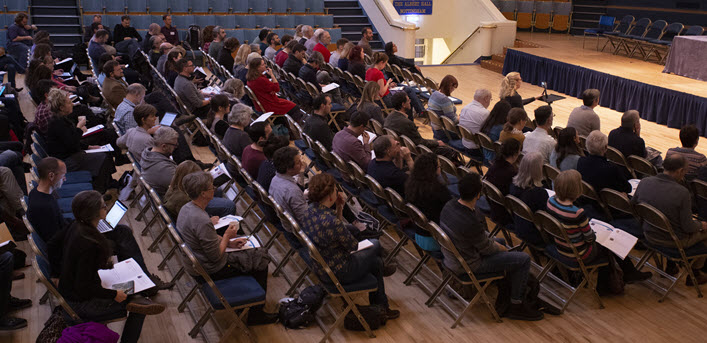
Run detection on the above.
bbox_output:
[170,32,175,35]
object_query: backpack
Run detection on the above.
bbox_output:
[186,25,202,50]
[343,304,387,331]
[278,285,326,329]
[494,273,560,316]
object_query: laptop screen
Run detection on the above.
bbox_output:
[160,112,177,126]
[105,200,128,228]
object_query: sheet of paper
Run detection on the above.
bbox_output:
[546,189,555,197]
[57,57,73,65]
[4,94,14,98]
[202,85,220,94]
[225,236,261,252]
[98,258,155,293]
[82,124,105,137]
[321,83,340,93]
[253,112,274,123]
[628,179,640,197]
[225,186,238,201]
[214,215,244,230]
[85,144,114,153]
[389,86,404,91]
[351,239,374,253]
[589,219,638,260]
[357,131,376,159]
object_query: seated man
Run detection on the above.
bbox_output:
[367,135,413,197]
[301,173,399,320]
[112,15,142,59]
[577,130,631,193]
[269,147,308,232]
[0,148,26,195]
[117,104,157,158]
[113,83,147,134]
[384,42,422,75]
[608,110,647,160]
[303,94,335,151]
[566,89,601,137]
[522,105,556,163]
[312,30,331,63]
[666,125,707,179]
[384,92,439,149]
[632,154,707,284]
[439,173,541,321]
[299,51,324,91]
[458,89,491,154]
[0,251,31,330]
[141,127,179,197]
[102,60,129,109]
[223,103,253,176]
[332,111,372,172]
[88,29,110,75]
[174,58,211,118]
[282,43,306,76]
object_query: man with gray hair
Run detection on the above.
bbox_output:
[577,130,631,194]
[156,42,174,74]
[367,135,413,196]
[567,89,601,136]
[608,109,647,161]
[299,25,313,46]
[459,88,492,154]
[140,126,180,197]
[208,26,226,59]
[305,28,323,53]
[114,83,147,133]
[312,30,331,62]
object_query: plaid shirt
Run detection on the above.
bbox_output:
[34,102,53,135]
[300,202,358,280]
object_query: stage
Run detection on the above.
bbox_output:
[503,32,707,136]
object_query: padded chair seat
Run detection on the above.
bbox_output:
[322,273,378,294]
[584,29,606,34]
[55,183,93,198]
[62,212,75,221]
[447,183,459,197]
[447,139,466,153]
[331,103,346,112]
[65,171,93,184]
[644,241,707,260]
[294,139,307,151]
[476,196,491,215]
[377,204,399,224]
[544,244,609,269]
[57,197,73,214]
[419,92,431,100]
[358,189,380,208]
[201,276,266,310]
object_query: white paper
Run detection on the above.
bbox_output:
[82,124,105,137]
[85,144,114,153]
[225,186,237,201]
[210,163,231,179]
[351,239,374,253]
[389,86,404,91]
[253,112,274,123]
[4,94,14,98]
[628,179,640,197]
[214,215,244,230]
[546,189,555,197]
[321,83,340,93]
[202,85,220,94]
[98,258,155,293]
[419,87,429,92]
[194,66,206,75]
[225,236,261,252]
[57,57,73,65]
[160,112,177,126]
[589,219,638,260]
[357,131,376,159]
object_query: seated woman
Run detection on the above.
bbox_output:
[550,127,584,171]
[256,135,291,192]
[346,45,366,79]
[499,72,542,109]
[220,78,245,105]
[164,160,236,219]
[366,52,424,118]
[205,94,231,139]
[117,104,156,158]
[163,49,182,88]
[479,100,512,162]
[301,173,400,319]
[241,121,272,178]
[176,171,277,325]
[405,152,453,254]
[484,139,521,227]
[246,56,303,122]
[233,44,251,78]
[499,108,528,147]
[354,82,384,124]
[58,190,166,343]
[428,75,459,137]
[509,152,548,246]
[44,88,116,192]
[546,170,651,293]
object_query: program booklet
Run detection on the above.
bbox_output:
[589,219,638,260]
[98,258,155,293]
[214,215,244,230]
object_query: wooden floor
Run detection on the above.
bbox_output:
[6,33,707,343]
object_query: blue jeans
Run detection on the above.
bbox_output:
[68,297,144,343]
[0,252,13,317]
[335,239,388,307]
[205,197,236,218]
[473,250,530,302]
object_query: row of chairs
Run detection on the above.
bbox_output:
[493,0,571,32]
[81,0,325,15]
[1,0,26,13]
[85,13,335,31]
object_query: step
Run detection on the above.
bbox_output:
[327,7,364,16]
[31,6,78,16]
[332,15,370,24]
[480,59,504,74]
[491,54,505,63]
[324,1,360,8]
[28,15,80,25]
[34,24,82,34]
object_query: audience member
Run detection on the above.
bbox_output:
[509,152,548,245]
[270,146,308,231]
[223,103,253,161]
[329,38,349,67]
[299,25,313,46]
[283,43,306,75]
[275,39,295,67]
[479,100,513,161]
[176,172,276,324]
[161,15,179,45]
[301,173,400,319]
[256,135,291,193]
[174,58,211,117]
[632,154,707,284]
[293,24,304,43]
[88,30,110,74]
[164,161,236,219]
[113,83,147,133]
[263,32,280,61]
[440,173,541,321]
[577,130,631,193]
[117,104,157,158]
[25,157,69,242]
[355,82,385,124]
[312,30,332,63]
[522,105,556,163]
[347,45,366,79]
[217,37,240,73]
[550,127,584,171]
[247,57,303,121]
[143,23,161,53]
[667,125,707,179]
[367,52,424,117]
[102,60,129,109]
[303,94,335,150]
[0,251,29,330]
[485,139,521,226]
[208,26,226,59]
[83,15,106,42]
[7,13,36,68]
[205,94,231,138]
[459,89,492,151]
[384,92,440,149]
[30,79,56,135]
[608,110,646,159]
[141,126,180,197]
[233,44,251,76]
[358,27,374,56]
[428,75,459,136]
[304,28,321,52]
[220,78,245,105]
[368,134,414,196]
[299,51,324,91]
[241,121,272,177]
[337,42,354,70]
[567,89,601,136]
[499,72,541,109]
[257,29,271,54]
[384,41,422,75]
[155,42,174,73]
[112,15,142,58]
[499,108,528,146]
[332,111,372,171]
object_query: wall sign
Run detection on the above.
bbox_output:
[393,1,433,15]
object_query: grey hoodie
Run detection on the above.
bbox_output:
[140,148,176,197]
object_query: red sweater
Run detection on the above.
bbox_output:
[247,76,296,114]
[313,43,331,63]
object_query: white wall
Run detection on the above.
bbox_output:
[359,0,418,58]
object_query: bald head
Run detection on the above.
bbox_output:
[663,153,688,180]
[474,89,492,108]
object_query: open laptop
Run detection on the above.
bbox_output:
[97,200,128,233]
[160,112,177,126]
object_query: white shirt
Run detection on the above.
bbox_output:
[264,46,278,61]
[523,127,556,163]
[329,51,341,68]
[458,100,490,149]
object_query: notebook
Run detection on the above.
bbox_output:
[160,112,178,126]
[225,236,261,252]
[97,200,128,233]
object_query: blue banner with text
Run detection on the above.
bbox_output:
[393,1,433,15]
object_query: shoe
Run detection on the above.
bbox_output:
[665,261,679,276]
[151,274,176,291]
[685,270,707,286]
[383,263,397,277]
[246,311,278,326]
[12,272,24,280]
[507,303,544,321]
[174,114,197,127]
[126,302,166,315]
[624,271,652,284]
[384,307,400,320]
[0,316,27,331]
[8,297,31,311]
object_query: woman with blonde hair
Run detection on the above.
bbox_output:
[163,160,236,219]
[337,42,354,70]
[355,81,384,124]
[509,152,547,245]
[220,78,245,104]
[233,44,251,76]
[499,72,542,109]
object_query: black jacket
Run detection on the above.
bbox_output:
[217,47,235,73]
[283,54,303,76]
[299,63,320,90]
[113,24,141,43]
[46,116,86,160]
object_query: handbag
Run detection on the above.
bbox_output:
[354,211,383,240]
[343,304,387,331]
[36,307,68,343]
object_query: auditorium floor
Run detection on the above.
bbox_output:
[7,41,707,342]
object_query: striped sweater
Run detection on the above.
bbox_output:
[545,196,595,260]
